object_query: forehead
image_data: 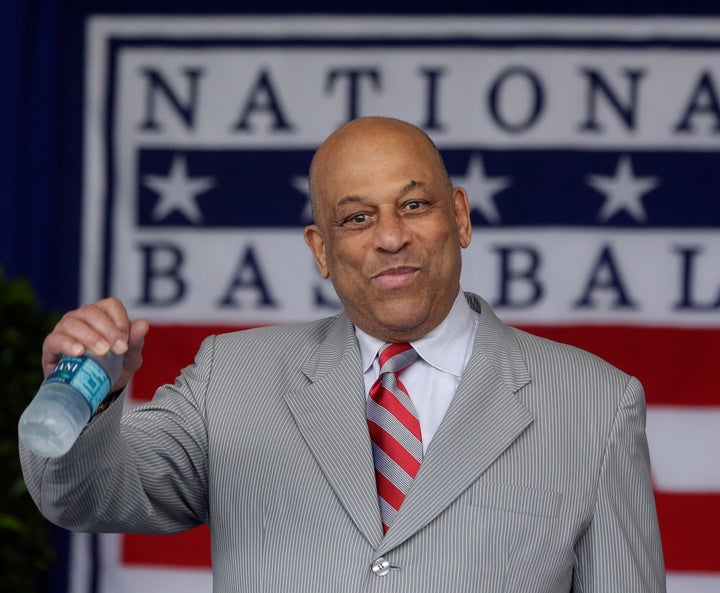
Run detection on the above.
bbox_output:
[313,126,442,201]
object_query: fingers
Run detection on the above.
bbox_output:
[110,318,151,391]
[128,318,150,352]
[124,318,150,373]
[42,298,145,379]
[95,298,133,354]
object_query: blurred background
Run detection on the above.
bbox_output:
[2,1,719,592]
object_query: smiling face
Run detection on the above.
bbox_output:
[304,117,472,342]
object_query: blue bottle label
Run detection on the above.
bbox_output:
[45,356,111,411]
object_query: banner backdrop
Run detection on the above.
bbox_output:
[68,15,719,593]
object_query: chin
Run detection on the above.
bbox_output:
[347,295,434,337]
[376,310,430,339]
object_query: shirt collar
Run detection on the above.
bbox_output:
[355,290,478,377]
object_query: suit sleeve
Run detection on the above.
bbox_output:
[19,335,217,534]
[572,375,666,592]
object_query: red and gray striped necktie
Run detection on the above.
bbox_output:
[366,342,423,533]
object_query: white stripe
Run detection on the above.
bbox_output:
[68,533,92,593]
[377,496,398,528]
[646,406,720,492]
[102,229,720,327]
[89,15,720,40]
[666,572,720,593]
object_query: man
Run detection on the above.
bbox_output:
[21,117,666,592]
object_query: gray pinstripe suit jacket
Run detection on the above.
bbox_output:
[21,292,666,592]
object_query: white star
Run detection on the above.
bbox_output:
[586,156,660,223]
[291,176,314,222]
[452,155,512,224]
[143,155,216,223]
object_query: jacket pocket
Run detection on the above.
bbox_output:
[470,482,562,517]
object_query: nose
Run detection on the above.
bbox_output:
[373,208,411,253]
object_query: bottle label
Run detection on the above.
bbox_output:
[45,357,111,411]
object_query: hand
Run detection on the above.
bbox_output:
[42,297,150,392]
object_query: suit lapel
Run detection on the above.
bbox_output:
[378,295,534,553]
[283,314,384,548]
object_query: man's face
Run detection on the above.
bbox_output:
[304,120,472,343]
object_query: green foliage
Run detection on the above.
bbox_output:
[0,271,59,592]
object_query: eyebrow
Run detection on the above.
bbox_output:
[398,180,426,197]
[335,180,428,210]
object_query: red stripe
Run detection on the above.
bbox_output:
[655,491,720,573]
[369,381,423,439]
[375,470,406,511]
[379,342,413,366]
[517,325,720,407]
[121,491,720,572]
[122,526,211,567]
[133,324,720,406]
[367,420,422,476]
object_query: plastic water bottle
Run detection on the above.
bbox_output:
[18,351,123,458]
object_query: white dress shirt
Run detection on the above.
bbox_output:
[355,290,479,453]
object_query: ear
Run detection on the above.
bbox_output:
[452,187,472,248]
[304,224,330,278]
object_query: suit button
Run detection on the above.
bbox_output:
[371,557,390,577]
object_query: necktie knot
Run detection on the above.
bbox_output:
[378,342,418,375]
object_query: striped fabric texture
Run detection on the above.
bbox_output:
[366,342,423,533]
[19,293,666,593]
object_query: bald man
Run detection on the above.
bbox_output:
[21,117,666,592]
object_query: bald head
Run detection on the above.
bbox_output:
[308,117,452,223]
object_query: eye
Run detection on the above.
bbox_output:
[402,199,428,213]
[340,212,371,227]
